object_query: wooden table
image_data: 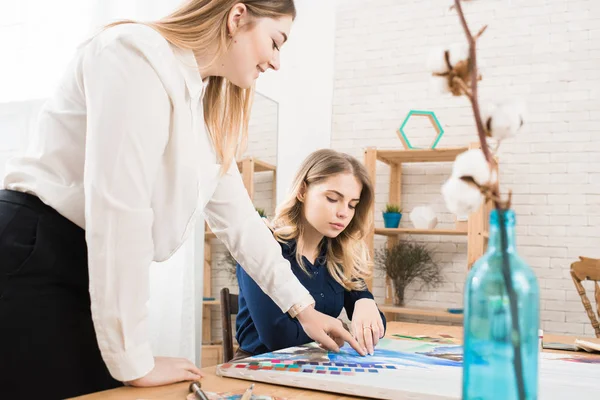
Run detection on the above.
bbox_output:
[73,322,600,400]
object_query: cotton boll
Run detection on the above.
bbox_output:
[489,107,518,140]
[449,42,469,67]
[441,177,484,216]
[480,102,497,136]
[427,47,450,74]
[508,98,527,123]
[489,99,526,140]
[452,149,495,186]
[430,76,452,95]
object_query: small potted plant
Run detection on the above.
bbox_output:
[383,203,402,228]
[375,241,443,307]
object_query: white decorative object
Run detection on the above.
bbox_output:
[409,206,438,230]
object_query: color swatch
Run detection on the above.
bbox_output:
[220,359,400,376]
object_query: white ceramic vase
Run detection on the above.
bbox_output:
[409,206,438,229]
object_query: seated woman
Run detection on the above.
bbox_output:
[234,149,386,361]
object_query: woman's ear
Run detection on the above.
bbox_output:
[297,181,307,202]
[227,3,248,37]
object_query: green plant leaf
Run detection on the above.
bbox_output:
[384,203,402,213]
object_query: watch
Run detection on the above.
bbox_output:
[287,294,316,318]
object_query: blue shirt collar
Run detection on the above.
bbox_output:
[280,239,328,266]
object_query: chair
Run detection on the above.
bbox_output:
[570,256,600,338]
[220,287,239,363]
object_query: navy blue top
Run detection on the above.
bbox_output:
[235,240,387,355]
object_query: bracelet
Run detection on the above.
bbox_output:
[287,295,316,318]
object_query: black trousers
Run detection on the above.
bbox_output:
[0,190,122,399]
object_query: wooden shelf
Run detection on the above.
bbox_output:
[205,229,217,240]
[203,300,220,306]
[378,304,464,320]
[364,142,492,296]
[237,157,276,172]
[375,227,468,236]
[376,146,468,165]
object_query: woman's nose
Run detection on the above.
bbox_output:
[336,206,349,219]
[269,52,281,71]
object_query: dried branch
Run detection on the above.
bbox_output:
[475,25,488,40]
[452,2,524,399]
[449,0,475,11]
[453,0,492,166]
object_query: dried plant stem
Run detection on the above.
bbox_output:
[453,1,525,399]
[453,0,492,166]
[474,25,488,39]
[498,209,526,400]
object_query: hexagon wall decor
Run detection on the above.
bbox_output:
[396,110,444,150]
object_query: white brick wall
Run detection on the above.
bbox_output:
[332,0,600,335]
[208,93,279,341]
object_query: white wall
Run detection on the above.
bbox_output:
[271,0,337,203]
[0,0,93,102]
[331,0,600,335]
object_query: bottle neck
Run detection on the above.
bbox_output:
[487,209,517,253]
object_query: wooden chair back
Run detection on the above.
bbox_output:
[570,256,600,338]
[220,287,239,363]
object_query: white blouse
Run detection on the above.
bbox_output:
[3,24,310,381]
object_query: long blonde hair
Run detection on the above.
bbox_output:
[107,0,296,172]
[271,149,374,291]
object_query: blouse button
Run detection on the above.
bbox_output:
[314,271,319,275]
[320,293,325,298]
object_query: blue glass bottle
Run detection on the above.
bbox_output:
[463,209,540,400]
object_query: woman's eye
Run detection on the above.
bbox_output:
[272,40,280,51]
[326,197,336,203]
[349,205,356,210]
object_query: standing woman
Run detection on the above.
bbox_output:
[0,1,362,399]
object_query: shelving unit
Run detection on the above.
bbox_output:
[201,157,276,365]
[375,227,467,236]
[377,304,464,321]
[364,142,492,321]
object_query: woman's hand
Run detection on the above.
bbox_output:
[351,299,385,355]
[125,357,204,387]
[297,306,367,356]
